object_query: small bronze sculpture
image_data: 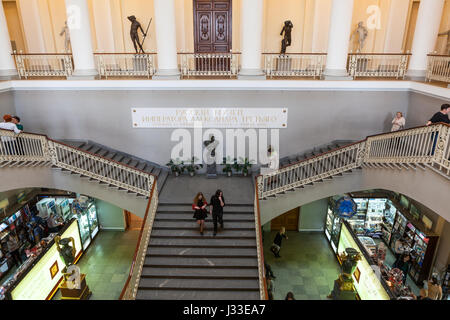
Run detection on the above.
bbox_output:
[204,135,219,178]
[351,21,369,52]
[55,236,76,267]
[128,15,147,53]
[280,20,293,54]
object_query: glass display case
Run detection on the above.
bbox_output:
[324,204,342,253]
[347,198,368,235]
[87,203,99,239]
[365,199,385,231]
[381,200,397,245]
[77,210,91,250]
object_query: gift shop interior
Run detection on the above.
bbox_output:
[263,189,449,300]
[0,188,140,300]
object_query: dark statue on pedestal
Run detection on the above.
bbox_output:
[328,248,362,300]
[280,20,293,54]
[203,135,219,178]
[128,15,147,53]
[55,236,91,299]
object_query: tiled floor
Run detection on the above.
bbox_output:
[263,231,340,300]
[53,229,139,300]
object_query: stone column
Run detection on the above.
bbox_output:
[153,0,180,79]
[406,0,445,80]
[64,0,98,79]
[322,0,354,80]
[238,0,265,79]
[0,3,18,79]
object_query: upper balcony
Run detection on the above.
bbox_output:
[1,0,449,86]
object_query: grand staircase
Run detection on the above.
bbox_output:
[60,140,169,193]
[136,202,260,300]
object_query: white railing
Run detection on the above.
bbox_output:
[120,180,158,300]
[12,53,73,79]
[254,190,268,300]
[257,123,450,199]
[95,53,157,79]
[178,52,240,78]
[263,53,326,78]
[348,53,410,79]
[426,54,450,83]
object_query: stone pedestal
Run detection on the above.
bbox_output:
[59,274,91,300]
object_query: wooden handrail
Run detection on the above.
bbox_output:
[94,52,157,55]
[348,53,412,56]
[256,122,450,177]
[254,177,269,300]
[177,52,241,54]
[427,54,450,57]
[11,53,72,56]
[119,179,156,300]
[263,52,327,55]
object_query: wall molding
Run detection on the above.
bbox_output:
[0,80,449,99]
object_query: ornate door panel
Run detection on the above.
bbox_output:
[194,0,232,53]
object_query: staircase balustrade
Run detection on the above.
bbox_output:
[426,54,450,83]
[12,52,73,79]
[95,53,157,79]
[257,123,450,200]
[120,180,158,300]
[263,53,327,78]
[347,53,411,79]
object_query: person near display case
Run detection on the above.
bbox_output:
[6,234,22,267]
[47,213,64,233]
[393,253,411,285]
[393,238,408,265]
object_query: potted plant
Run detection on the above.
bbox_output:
[239,157,254,177]
[166,158,184,177]
[232,158,242,175]
[222,156,233,177]
[184,156,203,177]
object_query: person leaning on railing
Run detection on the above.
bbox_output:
[0,114,22,155]
[426,104,450,155]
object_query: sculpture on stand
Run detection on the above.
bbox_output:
[280,20,293,54]
[59,21,71,53]
[351,21,368,52]
[438,30,450,55]
[328,247,362,300]
[55,236,91,300]
[128,15,151,53]
[203,135,219,179]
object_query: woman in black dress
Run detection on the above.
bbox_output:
[192,192,208,235]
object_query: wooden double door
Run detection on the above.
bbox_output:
[193,0,232,72]
[271,207,300,231]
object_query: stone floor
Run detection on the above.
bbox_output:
[263,231,340,300]
[52,229,139,300]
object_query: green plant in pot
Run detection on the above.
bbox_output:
[185,156,203,177]
[232,158,243,175]
[239,157,254,177]
[166,158,184,177]
[222,156,233,177]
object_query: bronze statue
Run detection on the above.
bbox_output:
[55,236,76,267]
[128,15,147,53]
[328,248,362,300]
[280,20,293,54]
[204,135,219,178]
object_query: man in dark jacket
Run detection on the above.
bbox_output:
[209,190,225,236]
[426,104,450,155]
[270,227,288,258]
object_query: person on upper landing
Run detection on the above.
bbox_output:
[391,112,406,132]
[11,116,23,131]
[426,104,450,126]
[0,114,21,134]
